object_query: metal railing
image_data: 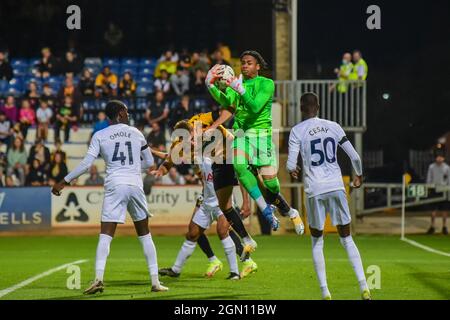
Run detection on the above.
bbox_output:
[359,183,449,216]
[274,80,367,132]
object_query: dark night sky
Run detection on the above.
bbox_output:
[298,0,450,164]
[0,0,449,167]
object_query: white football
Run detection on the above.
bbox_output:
[216,65,235,90]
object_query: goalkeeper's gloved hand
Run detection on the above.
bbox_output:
[226,74,246,95]
[205,64,223,88]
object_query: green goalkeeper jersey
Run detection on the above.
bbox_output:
[208,75,274,132]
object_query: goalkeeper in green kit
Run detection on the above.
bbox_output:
[204,50,304,234]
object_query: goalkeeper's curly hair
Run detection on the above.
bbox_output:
[240,50,269,69]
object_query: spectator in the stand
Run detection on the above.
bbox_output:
[18,99,35,141]
[54,96,79,143]
[78,68,96,97]
[189,69,207,96]
[169,94,194,128]
[36,47,57,78]
[92,111,109,137]
[0,112,12,148]
[216,42,232,62]
[170,66,190,97]
[6,137,27,186]
[179,52,192,69]
[36,99,53,141]
[190,52,209,75]
[57,76,82,107]
[119,71,137,97]
[145,90,169,131]
[349,50,368,81]
[48,152,68,186]
[25,81,41,110]
[147,121,166,150]
[95,66,118,97]
[0,51,13,93]
[41,84,57,109]
[210,49,230,66]
[0,95,18,123]
[154,69,171,95]
[154,50,178,77]
[26,158,47,186]
[50,138,67,164]
[11,123,23,141]
[161,167,186,185]
[426,151,449,235]
[27,138,51,172]
[59,50,82,77]
[84,165,105,186]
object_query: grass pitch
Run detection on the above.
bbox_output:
[0,234,449,300]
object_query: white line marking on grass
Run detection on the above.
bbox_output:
[401,237,450,257]
[0,259,88,299]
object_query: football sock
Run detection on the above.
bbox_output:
[197,233,215,259]
[311,236,329,296]
[208,255,218,262]
[138,233,160,287]
[224,207,249,238]
[229,229,244,257]
[95,233,113,282]
[172,239,197,274]
[265,190,291,216]
[221,236,239,274]
[233,162,267,211]
[340,236,368,292]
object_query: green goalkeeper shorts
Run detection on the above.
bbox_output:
[232,129,277,168]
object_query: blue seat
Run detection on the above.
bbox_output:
[6,79,24,96]
[138,67,154,76]
[136,83,153,97]
[28,57,40,67]
[84,57,102,67]
[136,97,148,110]
[82,99,96,111]
[12,68,26,78]
[11,59,29,68]
[120,67,138,77]
[108,66,120,76]
[137,75,153,84]
[103,58,120,67]
[121,58,139,67]
[97,99,108,110]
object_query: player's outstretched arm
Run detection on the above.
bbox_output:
[150,147,169,160]
[203,108,234,138]
[141,146,155,171]
[339,138,363,187]
[227,76,274,114]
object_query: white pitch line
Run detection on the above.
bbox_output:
[0,259,88,299]
[401,237,450,257]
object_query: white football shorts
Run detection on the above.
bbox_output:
[192,204,223,229]
[305,190,351,231]
[101,184,150,224]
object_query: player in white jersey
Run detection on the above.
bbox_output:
[157,156,241,280]
[287,92,370,300]
[51,100,168,294]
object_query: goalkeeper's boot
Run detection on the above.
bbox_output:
[83,280,104,295]
[262,205,280,231]
[361,289,372,300]
[322,287,331,300]
[226,272,241,280]
[241,238,258,260]
[151,283,169,292]
[158,267,180,278]
[289,208,305,235]
[205,258,223,278]
[240,258,258,279]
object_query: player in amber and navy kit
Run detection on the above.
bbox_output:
[52,100,168,294]
[287,93,371,300]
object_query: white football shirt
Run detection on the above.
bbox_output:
[88,123,148,190]
[287,117,348,198]
[197,157,219,208]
